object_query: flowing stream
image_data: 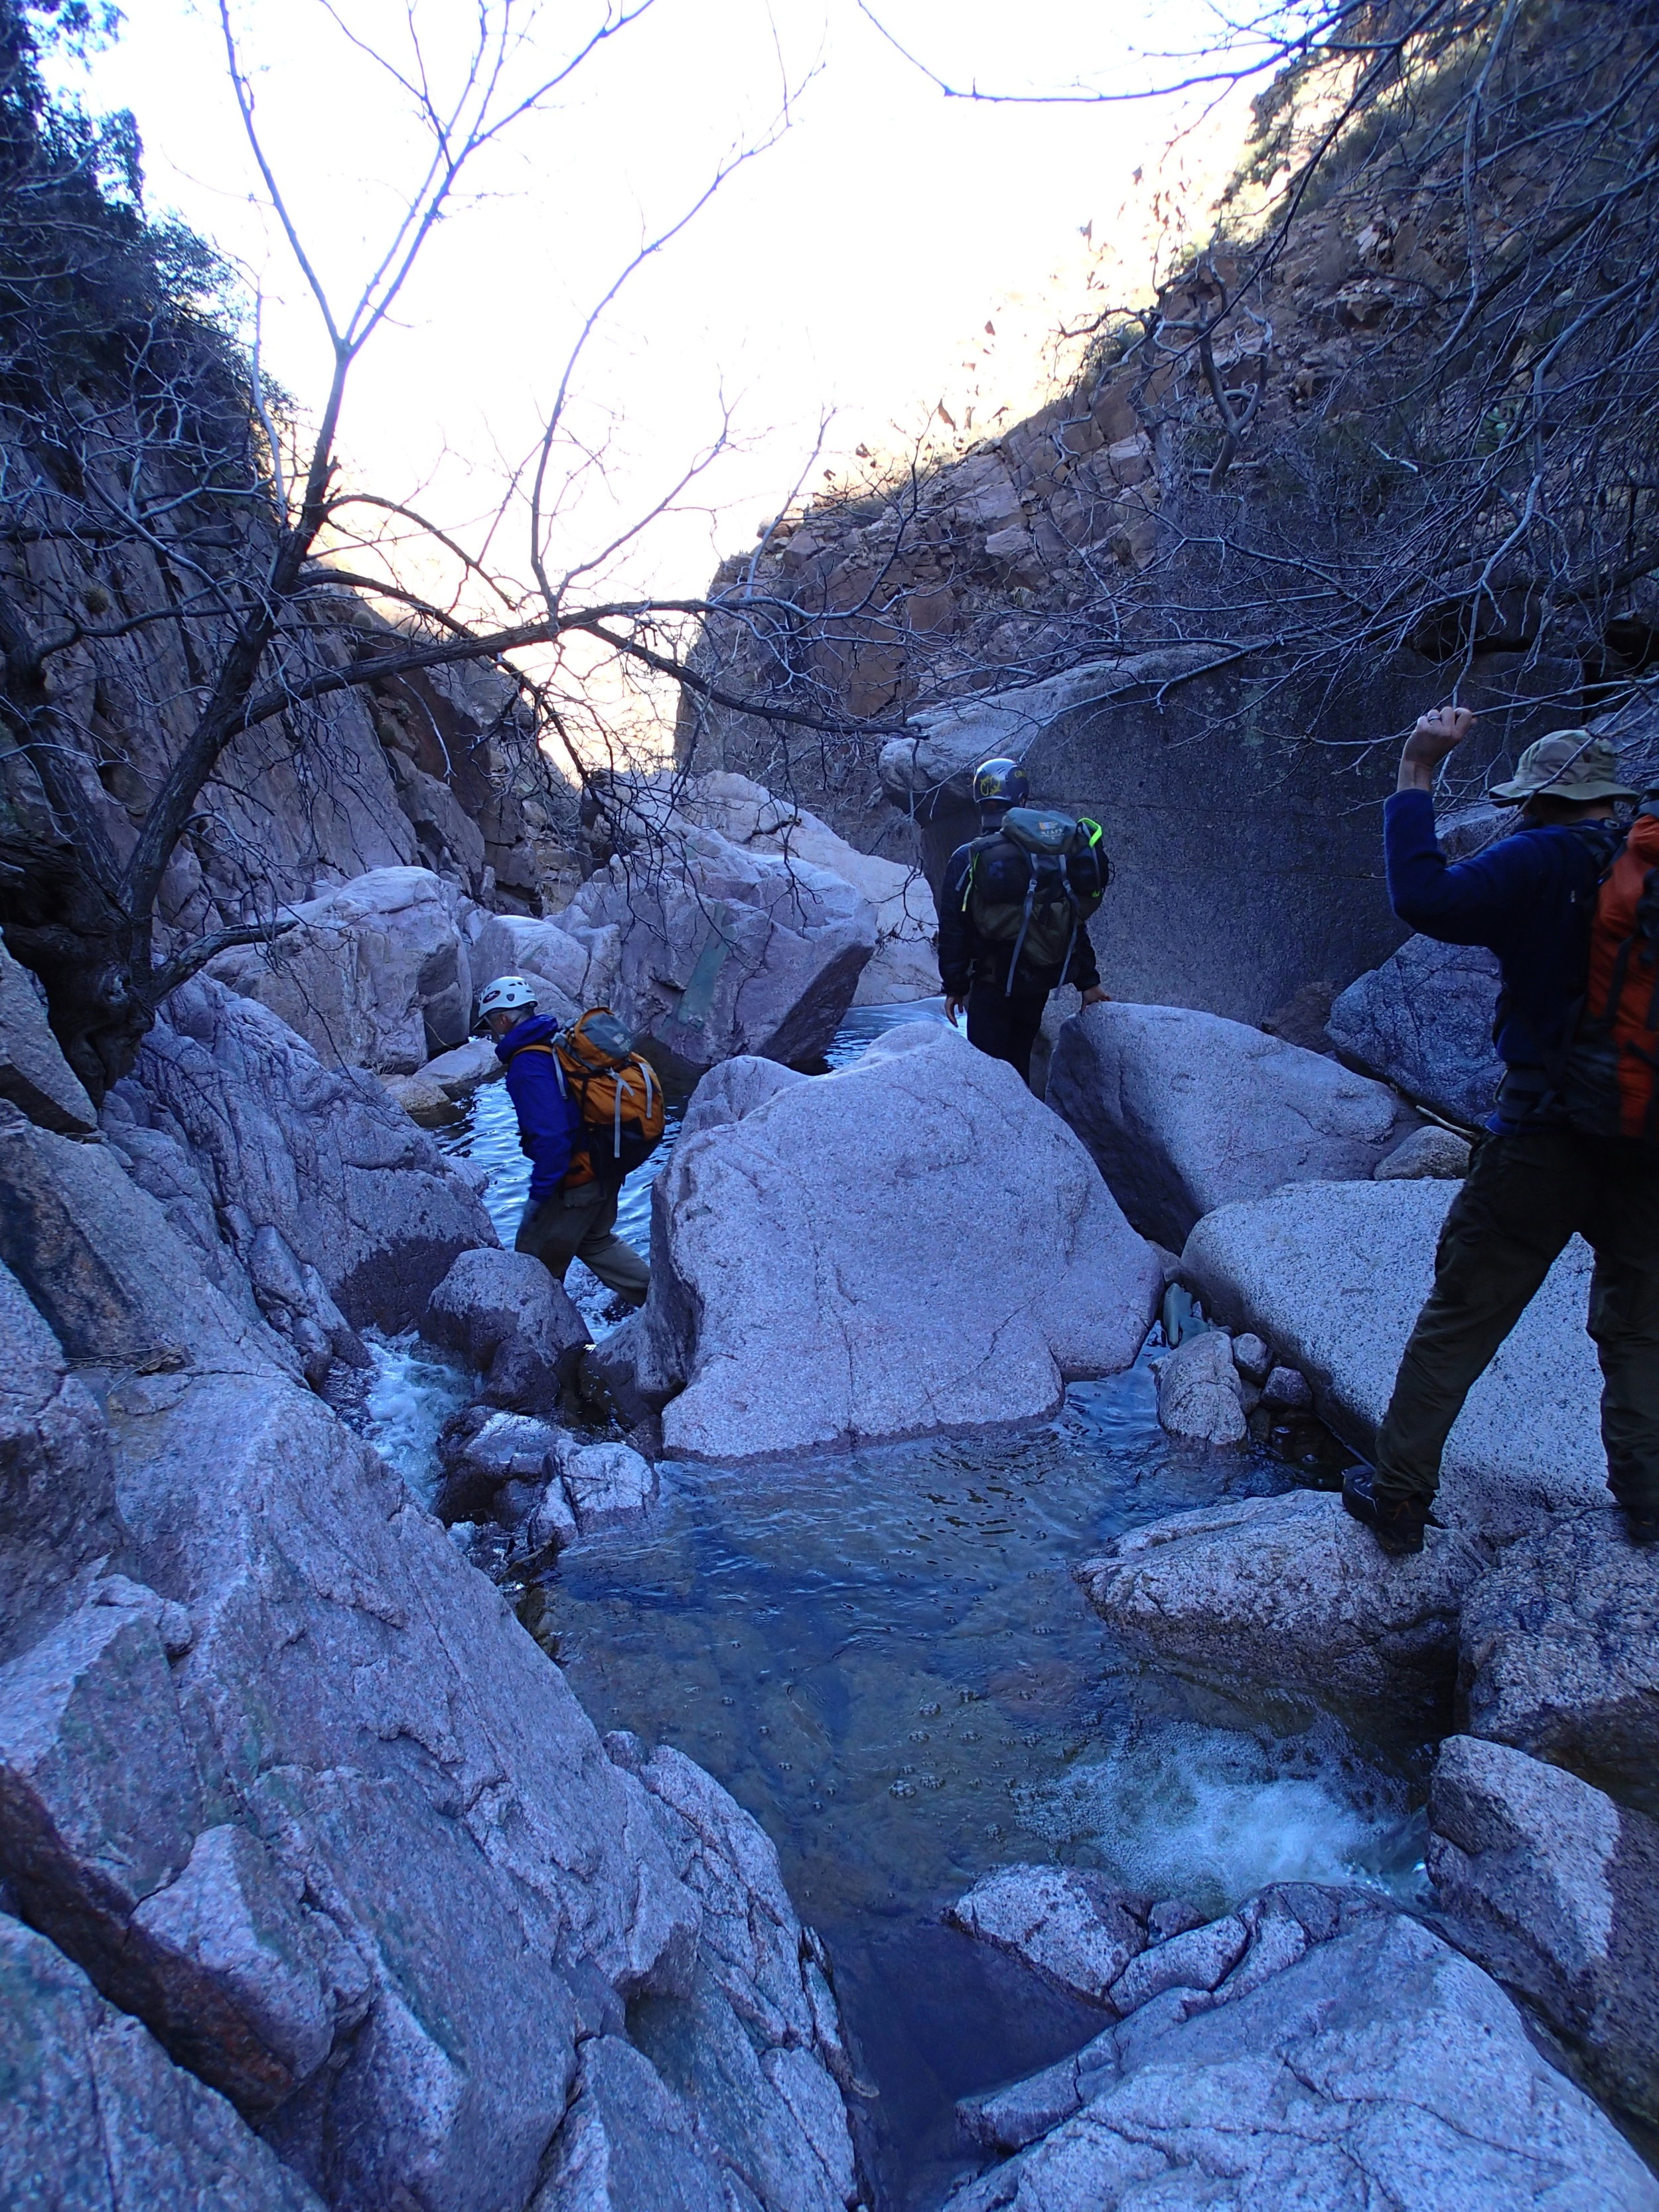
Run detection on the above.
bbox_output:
[368,1003,1433,2210]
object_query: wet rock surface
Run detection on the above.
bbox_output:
[1183,1179,1605,1538]
[944,1884,1659,2209]
[1078,1490,1489,1719]
[1458,1511,1659,1816]
[423,1247,588,1414]
[1047,1001,1416,1250]
[593,1024,1163,1459]
[1151,1331,1247,1445]
[946,1867,1151,2007]
[1428,1734,1659,2127]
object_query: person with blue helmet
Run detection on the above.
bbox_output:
[938,757,1112,1083]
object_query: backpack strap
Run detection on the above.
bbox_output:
[502,1039,568,1097]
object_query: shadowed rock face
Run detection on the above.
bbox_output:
[1457,1512,1659,1819]
[0,1082,859,2212]
[423,1248,588,1414]
[1328,933,1504,1126]
[0,1259,125,1668]
[1077,1490,1489,1721]
[1047,1001,1416,1251]
[129,977,495,1333]
[879,646,1584,1025]
[942,1881,1659,2209]
[1181,1179,1607,1540]
[0,1909,326,2212]
[590,1025,1163,1461]
[1428,1735,1659,2128]
[0,938,97,1136]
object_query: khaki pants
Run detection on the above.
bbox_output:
[515,1183,650,1303]
[1374,1122,1659,1518]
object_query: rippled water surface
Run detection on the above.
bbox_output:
[419,1002,1430,2209]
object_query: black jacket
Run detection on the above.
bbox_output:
[938,835,1102,997]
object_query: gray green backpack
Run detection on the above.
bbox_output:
[962,806,1110,990]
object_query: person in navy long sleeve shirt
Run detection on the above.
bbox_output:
[1343,708,1659,1555]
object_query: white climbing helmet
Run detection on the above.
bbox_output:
[476,974,538,1019]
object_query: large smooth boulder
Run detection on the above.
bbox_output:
[131,977,494,1333]
[561,826,876,1071]
[1183,1180,1605,1539]
[668,770,939,1004]
[1078,1491,1488,1720]
[423,1248,589,1413]
[0,1258,125,1666]
[1458,1512,1659,1816]
[1428,1735,1659,2126]
[1328,934,1504,1126]
[0,1909,325,2211]
[208,866,480,1074]
[591,1025,1163,1459]
[0,936,96,1134]
[1048,1001,1417,1249]
[471,911,620,1028]
[943,1883,1659,2208]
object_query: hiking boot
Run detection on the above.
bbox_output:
[1624,1512,1659,1548]
[1341,1466,1438,1556]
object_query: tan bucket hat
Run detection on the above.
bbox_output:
[1488,729,1640,806]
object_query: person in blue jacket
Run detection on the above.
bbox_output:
[1342,707,1657,1554]
[477,976,650,1305]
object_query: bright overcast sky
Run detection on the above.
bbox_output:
[63,1,1255,612]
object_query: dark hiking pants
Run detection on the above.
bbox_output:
[966,980,1049,1086]
[1374,1122,1659,1519]
[516,1183,650,1303]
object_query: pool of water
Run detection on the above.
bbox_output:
[408,1001,1430,2209]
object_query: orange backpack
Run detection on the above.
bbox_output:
[551,1009,666,1191]
[1564,804,1659,1142]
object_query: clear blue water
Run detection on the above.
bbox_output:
[417,1000,1429,2210]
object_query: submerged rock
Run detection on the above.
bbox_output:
[423,1248,588,1414]
[1458,1511,1659,1817]
[1153,1330,1246,1445]
[1077,1491,1488,1718]
[1182,1179,1605,1538]
[208,865,480,1074]
[561,826,876,1071]
[1329,933,1504,1126]
[1428,1734,1659,2126]
[591,1025,1163,1460]
[1047,1001,1417,1249]
[945,1884,1659,2209]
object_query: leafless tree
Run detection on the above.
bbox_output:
[0,0,857,1098]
